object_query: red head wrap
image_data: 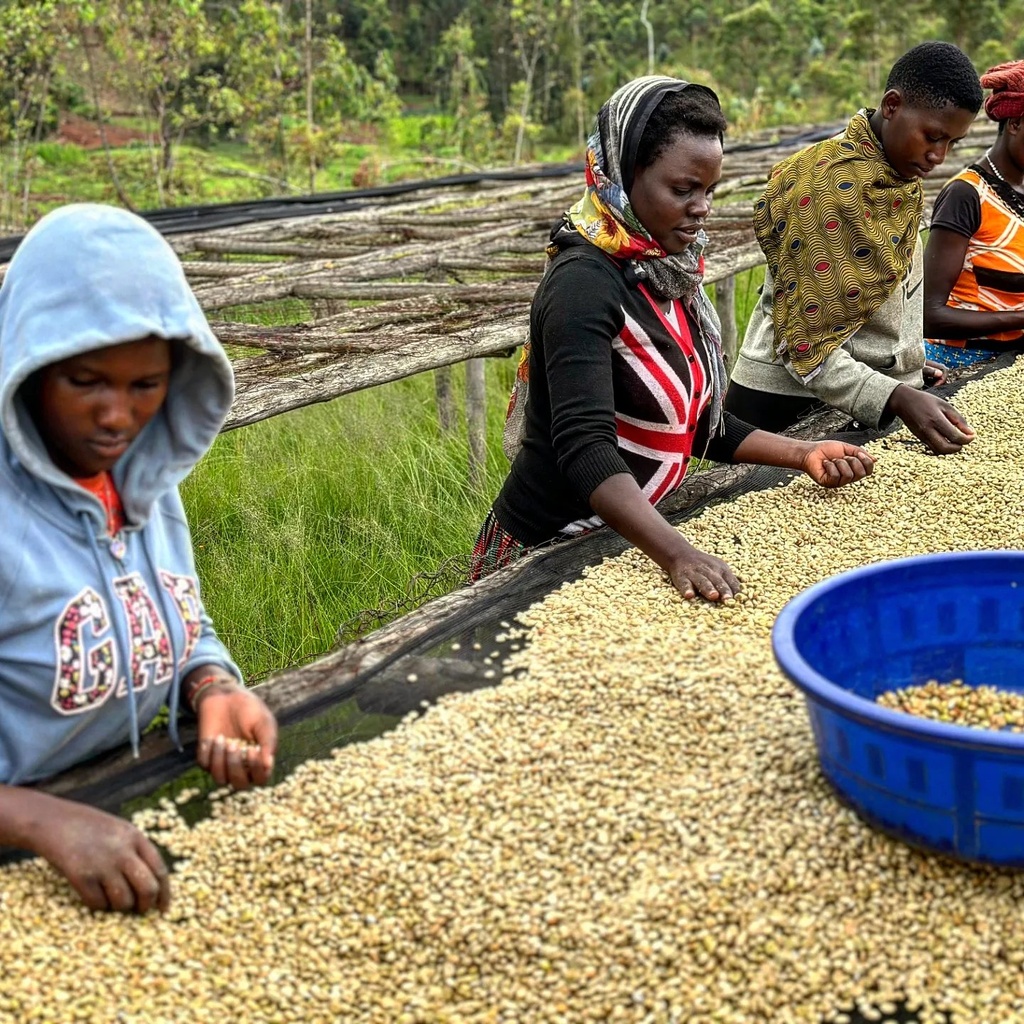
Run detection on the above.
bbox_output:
[982,60,1024,122]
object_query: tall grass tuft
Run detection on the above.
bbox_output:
[182,361,517,682]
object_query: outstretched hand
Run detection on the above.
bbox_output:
[195,682,278,790]
[800,440,876,488]
[887,385,975,455]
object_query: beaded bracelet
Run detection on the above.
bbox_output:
[186,673,232,712]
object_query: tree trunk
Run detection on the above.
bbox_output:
[305,0,316,194]
[157,94,175,196]
[143,105,165,207]
[513,43,540,166]
[714,275,738,372]
[21,69,51,224]
[571,0,586,150]
[5,94,30,227]
[639,0,655,76]
[275,4,290,183]
[465,359,487,489]
[434,366,457,433]
[80,21,134,210]
[3,134,19,231]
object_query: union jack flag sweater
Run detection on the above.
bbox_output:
[494,242,756,546]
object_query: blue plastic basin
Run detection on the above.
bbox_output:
[772,551,1024,866]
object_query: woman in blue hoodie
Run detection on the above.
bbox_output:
[0,204,277,913]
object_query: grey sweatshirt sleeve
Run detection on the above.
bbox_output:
[787,344,903,428]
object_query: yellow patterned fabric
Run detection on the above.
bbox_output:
[753,112,923,380]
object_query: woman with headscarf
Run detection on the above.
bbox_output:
[925,59,1024,367]
[471,76,875,603]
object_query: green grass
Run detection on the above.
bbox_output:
[23,144,272,221]
[718,264,766,332]
[181,359,518,682]
[34,141,90,169]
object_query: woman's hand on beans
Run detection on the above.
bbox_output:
[31,797,170,914]
[887,385,975,455]
[800,441,875,488]
[667,543,741,602]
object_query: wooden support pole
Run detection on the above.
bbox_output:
[465,359,487,490]
[434,366,457,433]
[714,274,739,372]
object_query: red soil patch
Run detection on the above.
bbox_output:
[55,113,150,150]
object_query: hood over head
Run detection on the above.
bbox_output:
[0,203,233,526]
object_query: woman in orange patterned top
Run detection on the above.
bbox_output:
[925,60,1024,368]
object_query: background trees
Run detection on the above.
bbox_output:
[1,0,1023,222]
[0,0,77,225]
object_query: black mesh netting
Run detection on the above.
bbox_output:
[0,125,845,262]
[6,353,1016,1024]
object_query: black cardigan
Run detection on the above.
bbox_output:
[494,242,756,546]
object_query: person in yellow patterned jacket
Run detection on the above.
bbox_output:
[925,59,1024,368]
[725,42,982,456]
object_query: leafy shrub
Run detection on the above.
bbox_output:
[33,142,88,168]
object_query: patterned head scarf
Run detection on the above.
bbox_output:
[982,61,1024,122]
[753,111,923,380]
[561,75,728,435]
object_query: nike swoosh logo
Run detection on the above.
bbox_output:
[906,279,922,299]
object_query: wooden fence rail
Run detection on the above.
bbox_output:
[201,123,997,446]
[0,121,1000,473]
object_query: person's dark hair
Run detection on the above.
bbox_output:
[635,86,727,171]
[885,41,982,113]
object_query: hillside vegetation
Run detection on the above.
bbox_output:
[2,0,1022,227]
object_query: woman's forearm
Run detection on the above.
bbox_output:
[588,473,692,571]
[923,304,1024,340]
[588,473,740,601]
[924,227,1024,340]
[730,429,812,471]
[0,784,62,853]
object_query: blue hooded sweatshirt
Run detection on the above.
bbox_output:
[0,203,240,785]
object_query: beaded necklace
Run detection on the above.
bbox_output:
[983,149,1024,222]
